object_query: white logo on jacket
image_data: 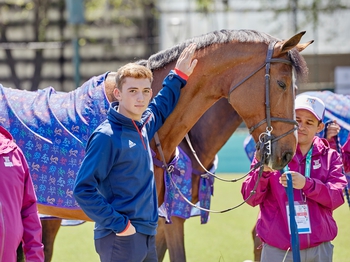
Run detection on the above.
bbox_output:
[3,156,13,167]
[313,159,321,170]
[129,140,136,148]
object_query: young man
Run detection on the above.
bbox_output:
[73,43,198,262]
[0,126,44,262]
[241,94,347,262]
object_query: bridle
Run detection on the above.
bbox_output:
[228,41,298,162]
[154,41,300,213]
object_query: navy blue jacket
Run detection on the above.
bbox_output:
[73,71,186,239]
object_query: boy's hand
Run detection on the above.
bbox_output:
[116,223,136,236]
[175,43,198,77]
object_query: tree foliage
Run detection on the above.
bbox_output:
[192,0,350,32]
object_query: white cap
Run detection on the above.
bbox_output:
[295,94,325,121]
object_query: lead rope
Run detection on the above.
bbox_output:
[153,132,263,213]
[284,169,301,262]
[184,133,251,182]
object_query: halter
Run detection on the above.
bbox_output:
[228,41,298,160]
[153,41,299,214]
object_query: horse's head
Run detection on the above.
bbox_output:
[142,29,312,172]
[227,31,313,170]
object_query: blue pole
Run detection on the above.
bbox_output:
[65,0,84,88]
[73,27,80,88]
[286,172,301,262]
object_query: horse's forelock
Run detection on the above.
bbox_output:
[288,49,309,83]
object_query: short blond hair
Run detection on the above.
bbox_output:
[115,63,153,90]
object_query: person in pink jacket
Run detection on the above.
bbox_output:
[0,126,44,262]
[342,133,350,173]
[241,94,347,262]
[324,121,350,173]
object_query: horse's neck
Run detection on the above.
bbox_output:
[153,45,255,162]
[156,86,217,162]
[185,99,243,171]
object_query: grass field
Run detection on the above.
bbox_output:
[50,174,350,262]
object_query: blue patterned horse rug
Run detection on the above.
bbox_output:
[156,146,217,224]
[0,73,110,209]
[304,91,350,145]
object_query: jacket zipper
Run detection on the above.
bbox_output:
[132,120,147,150]
[132,114,153,150]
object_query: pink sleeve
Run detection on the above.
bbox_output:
[327,137,338,150]
[21,155,45,262]
[342,133,350,173]
[303,150,347,210]
[241,157,274,207]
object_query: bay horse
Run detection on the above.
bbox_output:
[144,29,311,261]
[1,29,312,261]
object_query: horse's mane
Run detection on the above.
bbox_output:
[137,29,308,83]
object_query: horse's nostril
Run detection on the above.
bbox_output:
[283,151,294,166]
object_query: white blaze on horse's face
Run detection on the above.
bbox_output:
[292,69,299,145]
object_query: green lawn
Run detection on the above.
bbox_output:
[51,174,350,262]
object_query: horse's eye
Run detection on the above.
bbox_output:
[277,80,286,90]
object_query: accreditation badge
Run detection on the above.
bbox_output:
[286,201,311,234]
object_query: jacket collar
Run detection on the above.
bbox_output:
[296,136,330,159]
[108,101,151,130]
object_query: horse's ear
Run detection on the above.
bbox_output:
[277,31,312,54]
[295,40,314,53]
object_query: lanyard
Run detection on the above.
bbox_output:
[304,145,313,178]
[284,144,313,178]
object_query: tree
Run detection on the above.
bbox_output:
[193,0,350,34]
[0,0,158,90]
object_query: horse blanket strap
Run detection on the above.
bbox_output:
[151,150,203,176]
[0,74,110,209]
[151,150,181,176]
[156,145,216,224]
[39,214,85,226]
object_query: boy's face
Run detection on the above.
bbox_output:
[296,109,324,146]
[113,77,152,121]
